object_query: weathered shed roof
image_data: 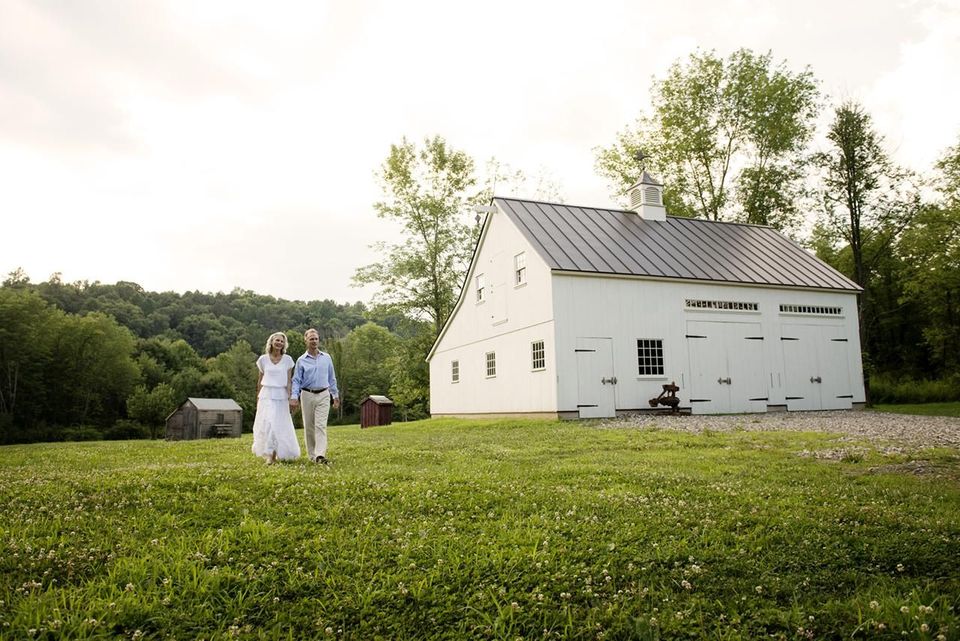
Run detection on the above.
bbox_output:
[187,398,242,411]
[362,395,393,405]
[494,197,860,292]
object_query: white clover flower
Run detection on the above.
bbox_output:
[869,600,879,610]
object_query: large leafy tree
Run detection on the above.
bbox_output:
[814,102,920,398]
[339,322,399,413]
[46,312,141,425]
[0,289,60,432]
[353,136,481,337]
[897,136,960,374]
[595,48,819,229]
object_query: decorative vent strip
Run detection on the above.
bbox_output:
[779,304,842,316]
[685,299,758,312]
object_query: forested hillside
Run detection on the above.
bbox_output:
[0,275,430,444]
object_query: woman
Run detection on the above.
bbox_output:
[251,332,300,464]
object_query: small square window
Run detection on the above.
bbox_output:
[485,351,496,377]
[476,274,486,303]
[514,253,526,286]
[531,340,545,371]
[451,360,459,383]
[637,339,664,376]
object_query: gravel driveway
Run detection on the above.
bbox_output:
[598,410,960,451]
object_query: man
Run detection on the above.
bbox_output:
[290,328,340,465]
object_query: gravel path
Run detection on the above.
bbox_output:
[598,410,960,451]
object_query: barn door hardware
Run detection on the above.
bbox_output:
[601,376,618,385]
[809,376,822,384]
[716,377,732,385]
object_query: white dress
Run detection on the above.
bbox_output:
[251,354,301,461]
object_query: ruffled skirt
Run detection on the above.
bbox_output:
[251,393,300,461]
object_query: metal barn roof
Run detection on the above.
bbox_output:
[187,398,243,411]
[494,197,860,292]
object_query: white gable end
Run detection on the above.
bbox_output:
[429,205,558,416]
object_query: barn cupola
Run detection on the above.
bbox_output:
[627,170,666,221]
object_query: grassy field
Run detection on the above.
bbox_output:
[874,402,960,418]
[1,417,958,640]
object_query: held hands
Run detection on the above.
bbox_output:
[289,398,299,411]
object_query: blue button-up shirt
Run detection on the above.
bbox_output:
[291,350,339,400]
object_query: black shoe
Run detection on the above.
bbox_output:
[315,455,329,465]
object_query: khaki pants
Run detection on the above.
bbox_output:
[301,390,331,459]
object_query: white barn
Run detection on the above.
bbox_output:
[427,173,866,418]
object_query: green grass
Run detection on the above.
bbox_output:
[873,402,960,418]
[1,418,958,640]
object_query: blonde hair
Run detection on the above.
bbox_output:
[264,332,288,355]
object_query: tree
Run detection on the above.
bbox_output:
[386,322,434,421]
[814,101,920,399]
[340,323,399,413]
[207,340,258,430]
[47,312,141,425]
[595,48,819,230]
[897,136,960,375]
[0,289,60,430]
[126,383,178,438]
[353,136,482,336]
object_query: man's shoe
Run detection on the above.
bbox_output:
[316,455,329,465]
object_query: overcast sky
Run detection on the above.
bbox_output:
[2,0,958,304]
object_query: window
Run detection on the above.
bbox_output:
[685,299,758,312]
[779,304,842,316]
[216,413,225,423]
[485,351,497,377]
[514,252,526,286]
[637,339,664,376]
[531,340,545,371]
[476,274,486,303]
[451,360,459,383]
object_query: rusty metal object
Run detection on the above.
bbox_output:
[649,381,682,412]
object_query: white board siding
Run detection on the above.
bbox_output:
[429,325,558,415]
[575,337,616,418]
[686,320,767,414]
[552,274,865,415]
[428,209,559,415]
[781,323,854,410]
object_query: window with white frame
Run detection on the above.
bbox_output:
[514,252,526,286]
[476,274,486,303]
[637,339,664,376]
[485,351,496,377]
[451,360,459,383]
[531,340,545,370]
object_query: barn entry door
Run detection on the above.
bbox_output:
[575,337,616,419]
[686,321,767,414]
[781,324,853,411]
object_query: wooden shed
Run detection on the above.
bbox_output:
[360,395,393,428]
[166,398,243,440]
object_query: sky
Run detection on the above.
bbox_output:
[2,0,958,304]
